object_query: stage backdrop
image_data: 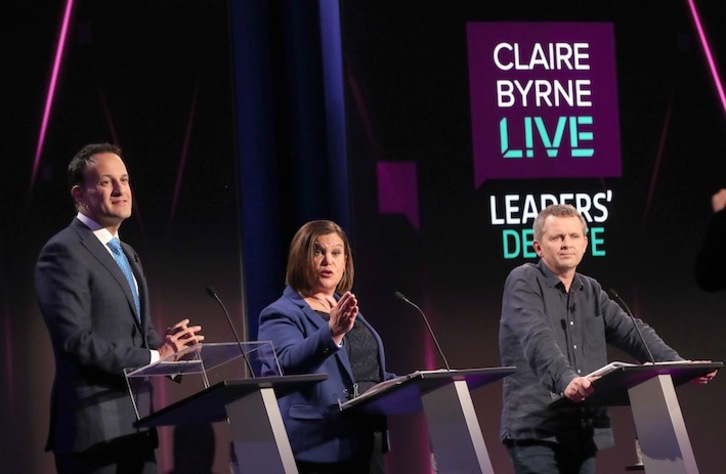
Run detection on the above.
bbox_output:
[1,1,244,472]
[2,1,725,473]
[339,1,726,473]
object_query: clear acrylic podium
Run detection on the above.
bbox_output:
[124,342,326,474]
[583,361,722,474]
[339,367,516,474]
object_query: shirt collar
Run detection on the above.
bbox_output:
[76,212,118,245]
[535,258,583,292]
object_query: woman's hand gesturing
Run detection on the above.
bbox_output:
[327,291,358,345]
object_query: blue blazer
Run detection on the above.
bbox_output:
[258,286,394,463]
[35,218,161,453]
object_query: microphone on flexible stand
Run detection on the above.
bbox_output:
[206,286,254,376]
[394,291,451,371]
[607,289,656,364]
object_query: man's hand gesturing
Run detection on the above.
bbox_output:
[158,318,204,360]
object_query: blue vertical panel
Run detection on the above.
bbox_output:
[230,0,350,338]
[230,0,281,339]
[319,0,352,233]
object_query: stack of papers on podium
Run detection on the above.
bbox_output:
[587,361,637,378]
[587,360,697,378]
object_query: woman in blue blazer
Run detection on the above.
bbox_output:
[258,220,395,473]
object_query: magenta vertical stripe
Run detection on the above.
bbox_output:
[98,87,121,147]
[422,300,437,370]
[4,296,13,407]
[376,162,420,230]
[169,86,199,226]
[346,64,383,159]
[687,0,726,114]
[424,335,436,370]
[642,95,673,230]
[31,0,75,191]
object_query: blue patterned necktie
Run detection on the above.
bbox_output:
[107,237,141,320]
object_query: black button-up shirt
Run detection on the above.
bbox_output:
[499,259,682,450]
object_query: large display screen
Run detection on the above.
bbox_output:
[340,2,726,472]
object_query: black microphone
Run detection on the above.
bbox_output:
[394,291,451,371]
[569,303,576,313]
[607,289,655,364]
[206,286,254,376]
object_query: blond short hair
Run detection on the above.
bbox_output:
[533,204,588,241]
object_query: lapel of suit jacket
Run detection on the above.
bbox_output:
[71,219,143,329]
[287,288,355,383]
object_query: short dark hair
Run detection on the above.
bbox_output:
[67,143,122,189]
[533,204,588,241]
[285,220,354,295]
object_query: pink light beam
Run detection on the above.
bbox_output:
[31,0,75,193]
[169,84,199,229]
[687,0,726,115]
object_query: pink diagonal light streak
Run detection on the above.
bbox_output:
[346,63,384,161]
[687,0,726,114]
[169,84,199,229]
[31,0,75,193]
[642,93,674,231]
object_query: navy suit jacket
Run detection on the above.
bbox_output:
[258,286,394,463]
[35,218,161,453]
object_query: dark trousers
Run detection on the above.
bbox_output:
[506,440,596,474]
[296,431,385,474]
[54,434,157,474]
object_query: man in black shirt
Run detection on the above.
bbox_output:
[499,204,706,474]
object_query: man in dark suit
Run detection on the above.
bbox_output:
[35,143,204,474]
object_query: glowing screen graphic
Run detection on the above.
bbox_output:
[467,22,622,186]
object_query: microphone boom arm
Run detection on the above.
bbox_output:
[206,286,255,376]
[607,289,656,364]
[394,291,452,371]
